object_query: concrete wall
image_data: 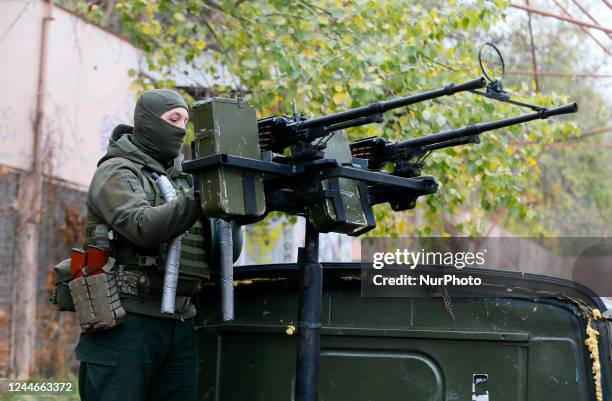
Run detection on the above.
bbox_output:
[0,0,140,375]
[0,0,140,190]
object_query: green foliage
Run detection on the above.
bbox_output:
[243,213,286,263]
[72,0,586,238]
[494,11,611,236]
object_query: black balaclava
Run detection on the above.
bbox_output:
[132,89,189,164]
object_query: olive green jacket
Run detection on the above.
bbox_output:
[88,129,202,247]
[86,126,202,318]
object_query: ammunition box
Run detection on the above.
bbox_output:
[305,130,373,235]
[191,98,266,219]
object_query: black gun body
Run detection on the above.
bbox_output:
[297,77,485,130]
[397,103,578,149]
[258,78,486,153]
[354,103,578,170]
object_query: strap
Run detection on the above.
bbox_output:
[140,166,162,204]
[115,255,159,267]
[349,180,377,236]
[242,171,258,216]
[328,177,347,223]
[181,237,206,248]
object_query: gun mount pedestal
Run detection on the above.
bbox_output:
[183,154,439,401]
[295,219,322,401]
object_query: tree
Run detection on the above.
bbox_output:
[491,2,611,236]
[71,0,582,237]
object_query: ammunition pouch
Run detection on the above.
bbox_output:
[68,256,126,333]
[51,258,75,312]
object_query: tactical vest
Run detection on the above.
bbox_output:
[83,160,210,280]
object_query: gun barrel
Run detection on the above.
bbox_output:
[297,77,486,130]
[396,103,578,149]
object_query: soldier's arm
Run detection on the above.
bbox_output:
[88,160,202,247]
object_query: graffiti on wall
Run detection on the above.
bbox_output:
[98,99,134,153]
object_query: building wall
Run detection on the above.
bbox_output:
[0,0,140,375]
[0,0,140,190]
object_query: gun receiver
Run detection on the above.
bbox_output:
[258,77,486,154]
[351,103,578,175]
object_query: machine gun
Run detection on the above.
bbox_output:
[182,43,579,401]
[349,103,578,211]
[257,77,485,159]
[351,103,578,176]
[184,77,489,236]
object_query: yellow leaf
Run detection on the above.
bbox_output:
[528,158,537,167]
[174,12,185,22]
[195,40,206,50]
[333,92,350,105]
[521,81,529,92]
[334,83,343,92]
[506,147,514,156]
[354,15,365,28]
[177,36,186,44]
[489,161,498,170]
[342,35,354,44]
[146,4,155,19]
[142,24,153,35]
[317,15,329,25]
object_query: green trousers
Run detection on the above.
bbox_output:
[75,313,198,401]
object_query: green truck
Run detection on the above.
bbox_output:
[195,264,609,401]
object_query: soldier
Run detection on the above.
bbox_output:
[75,89,231,401]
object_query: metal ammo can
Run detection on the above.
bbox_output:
[305,130,373,235]
[191,98,266,219]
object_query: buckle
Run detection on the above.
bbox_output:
[175,297,189,316]
[137,256,157,266]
